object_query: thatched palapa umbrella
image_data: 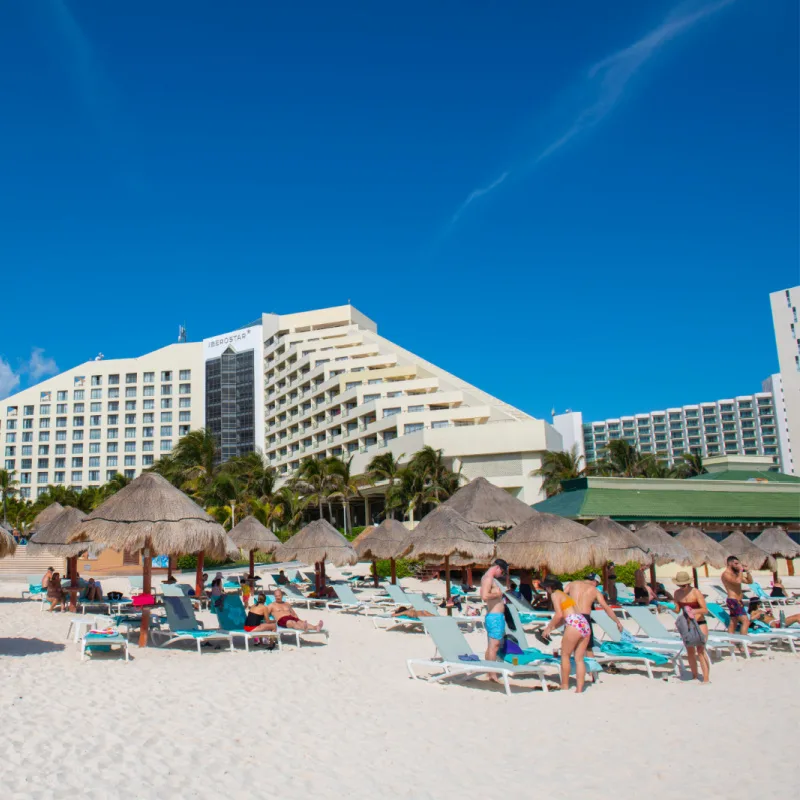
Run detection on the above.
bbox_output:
[28,507,101,611]
[753,527,800,580]
[631,522,692,591]
[274,518,358,594]
[351,525,375,549]
[674,527,729,588]
[229,515,280,582]
[68,473,233,646]
[587,517,652,598]
[720,531,775,572]
[442,477,537,531]
[496,511,608,575]
[0,527,16,559]
[28,502,65,535]
[355,518,411,586]
[406,505,494,608]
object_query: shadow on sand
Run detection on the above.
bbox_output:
[0,637,66,656]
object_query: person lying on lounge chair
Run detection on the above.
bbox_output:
[748,598,800,628]
[392,605,436,619]
[244,594,278,633]
[266,589,324,631]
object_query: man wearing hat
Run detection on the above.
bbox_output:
[480,559,510,670]
[565,572,623,654]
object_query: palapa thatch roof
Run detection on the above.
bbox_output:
[27,507,99,558]
[351,525,375,549]
[674,527,729,569]
[274,518,358,567]
[28,502,65,534]
[752,527,800,559]
[355,519,411,561]
[587,517,652,566]
[441,477,537,529]
[406,505,495,563]
[632,523,692,567]
[229,515,280,554]
[496,512,608,573]
[720,530,775,571]
[67,473,234,560]
[0,527,16,558]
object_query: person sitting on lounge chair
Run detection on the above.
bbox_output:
[275,570,290,586]
[42,567,54,590]
[47,572,65,612]
[266,589,324,631]
[748,598,800,628]
[81,578,102,602]
[244,594,278,633]
[770,579,788,598]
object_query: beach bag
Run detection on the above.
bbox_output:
[675,608,705,647]
[132,593,155,607]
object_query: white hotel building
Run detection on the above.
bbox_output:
[2,305,560,505]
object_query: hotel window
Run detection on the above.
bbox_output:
[107,442,118,453]
[161,371,172,382]
[432,420,449,429]
[142,427,154,437]
[143,441,154,452]
[107,428,118,439]
[6,420,17,431]
[71,471,82,482]
[55,431,66,441]
[108,414,119,425]
[364,394,380,403]
[179,425,190,436]
[57,391,67,401]
[89,443,100,453]
[90,402,101,413]
[108,401,119,412]
[72,430,84,440]
[143,386,155,397]
[179,383,191,395]
[54,471,65,482]
[125,400,136,411]
[55,458,65,468]
[23,432,33,442]
[40,404,51,415]
[37,472,48,484]
[160,440,173,452]
[107,456,118,467]
[179,411,190,422]
[106,470,117,481]
[90,389,102,400]
[160,426,173,437]
[90,429,101,440]
[39,418,50,428]
[55,444,66,454]
[161,384,172,396]
[38,445,49,455]
[179,369,191,381]
[37,458,48,468]
[407,405,424,413]
[90,415,101,426]
[21,458,32,469]
[72,457,83,468]
[4,459,14,470]
[108,388,119,398]
[22,419,33,430]
[124,442,136,452]
[179,398,191,408]
[143,400,155,411]
[125,373,137,384]
[161,399,172,409]
[161,411,172,422]
[383,407,401,418]
[124,455,135,466]
[23,405,34,416]
[91,375,102,386]
[74,390,84,401]
[144,372,154,383]
[108,374,119,385]
[142,454,154,466]
[4,447,15,456]
[124,469,135,479]
[73,444,84,454]
[56,403,67,414]
[404,423,424,435]
[74,416,86,427]
[89,456,100,467]
[125,427,136,439]
[125,387,136,398]
[22,445,32,456]
[125,414,136,424]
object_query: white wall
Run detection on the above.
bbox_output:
[770,287,800,475]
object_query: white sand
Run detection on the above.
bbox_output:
[1,574,798,799]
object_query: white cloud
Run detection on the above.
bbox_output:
[0,348,60,400]
[27,347,59,381]
[447,0,735,228]
[0,359,21,400]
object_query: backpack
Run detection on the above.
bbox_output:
[675,608,705,648]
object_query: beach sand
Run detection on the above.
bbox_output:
[1,574,797,799]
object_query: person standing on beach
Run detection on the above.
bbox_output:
[721,556,752,635]
[480,559,509,667]
[566,573,622,655]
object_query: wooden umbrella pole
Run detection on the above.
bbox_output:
[788,558,795,577]
[390,558,397,585]
[249,549,255,581]
[321,559,327,594]
[602,562,610,597]
[195,551,205,598]
[772,568,779,584]
[372,559,379,588]
[466,566,474,588]
[445,555,452,617]
[68,556,78,613]
[692,567,699,590]
[167,555,174,582]
[649,564,658,594]
[703,564,709,578]
[139,546,152,648]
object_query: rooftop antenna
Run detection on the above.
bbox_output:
[95,353,104,361]
[178,323,187,343]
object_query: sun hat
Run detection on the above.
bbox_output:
[493,558,509,576]
[674,571,692,586]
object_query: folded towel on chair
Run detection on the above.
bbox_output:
[458,654,480,662]
[599,641,669,665]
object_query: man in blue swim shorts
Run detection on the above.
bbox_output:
[480,559,509,671]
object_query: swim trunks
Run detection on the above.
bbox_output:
[726,597,746,618]
[277,615,296,628]
[485,612,506,641]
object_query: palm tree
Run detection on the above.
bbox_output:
[594,440,653,478]
[674,451,706,478]
[642,458,674,479]
[274,487,307,532]
[101,473,131,499]
[326,455,363,535]
[366,451,405,519]
[166,428,218,502]
[292,457,337,521]
[76,486,105,513]
[533,446,585,497]
[0,468,19,526]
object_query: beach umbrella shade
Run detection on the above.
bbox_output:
[28,507,102,611]
[68,472,233,646]
[274,518,358,593]
[355,518,411,586]
[496,512,608,575]
[0,527,16,559]
[752,527,800,580]
[674,527,729,588]
[27,502,65,535]
[229,515,281,581]
[587,517,652,597]
[405,505,495,608]
[631,522,692,591]
[350,525,375,549]
[720,530,776,572]
[441,477,537,534]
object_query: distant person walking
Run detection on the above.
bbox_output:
[480,559,509,673]
[721,556,752,635]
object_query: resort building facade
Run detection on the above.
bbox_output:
[770,286,800,475]
[2,305,560,504]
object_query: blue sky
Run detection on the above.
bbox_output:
[0,0,797,422]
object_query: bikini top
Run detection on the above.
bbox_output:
[560,595,577,611]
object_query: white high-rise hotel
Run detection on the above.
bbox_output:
[2,306,559,504]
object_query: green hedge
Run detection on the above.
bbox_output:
[555,561,640,587]
[176,550,275,571]
[372,558,421,580]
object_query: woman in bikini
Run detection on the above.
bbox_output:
[672,571,710,684]
[46,571,65,612]
[541,577,593,693]
[748,598,800,629]
[243,594,278,633]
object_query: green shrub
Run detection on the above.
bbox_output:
[372,558,421,580]
[337,525,366,542]
[175,551,275,572]
[555,561,640,587]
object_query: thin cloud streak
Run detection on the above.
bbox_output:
[446,0,735,230]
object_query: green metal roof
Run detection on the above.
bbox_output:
[688,470,800,483]
[534,479,800,524]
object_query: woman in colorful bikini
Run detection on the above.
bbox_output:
[672,571,711,684]
[541,577,594,693]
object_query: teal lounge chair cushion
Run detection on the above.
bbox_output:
[503,648,602,673]
[599,641,669,665]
